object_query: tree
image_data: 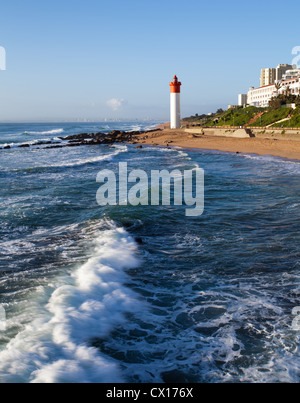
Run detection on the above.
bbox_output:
[269,93,300,110]
[275,82,282,91]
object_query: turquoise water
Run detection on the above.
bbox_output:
[0,122,299,383]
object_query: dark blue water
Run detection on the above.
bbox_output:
[0,122,299,383]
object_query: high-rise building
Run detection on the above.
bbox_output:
[276,64,293,81]
[260,68,276,87]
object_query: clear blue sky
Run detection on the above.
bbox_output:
[0,0,299,122]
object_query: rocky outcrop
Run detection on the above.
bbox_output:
[0,129,161,151]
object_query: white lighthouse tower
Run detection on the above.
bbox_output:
[169,75,182,129]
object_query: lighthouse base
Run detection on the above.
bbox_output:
[170,93,181,129]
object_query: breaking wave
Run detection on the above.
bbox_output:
[26,129,65,136]
[0,224,142,383]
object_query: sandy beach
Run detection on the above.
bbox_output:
[131,126,300,161]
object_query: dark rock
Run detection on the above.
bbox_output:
[45,145,65,149]
[0,128,160,152]
[67,143,81,147]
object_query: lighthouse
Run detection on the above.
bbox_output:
[169,75,182,129]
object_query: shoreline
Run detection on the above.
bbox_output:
[130,128,300,161]
[3,123,300,162]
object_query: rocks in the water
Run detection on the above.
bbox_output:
[61,129,157,147]
[135,237,143,245]
[0,128,160,152]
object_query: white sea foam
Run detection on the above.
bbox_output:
[143,123,160,131]
[127,125,142,132]
[0,137,64,149]
[26,129,65,135]
[0,224,143,383]
[50,145,128,168]
[238,152,300,175]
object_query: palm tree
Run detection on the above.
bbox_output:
[285,86,291,96]
[275,82,282,91]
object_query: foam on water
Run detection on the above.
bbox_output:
[0,137,65,149]
[98,258,300,383]
[49,145,128,168]
[0,144,128,174]
[26,129,65,135]
[1,122,300,383]
[0,223,142,383]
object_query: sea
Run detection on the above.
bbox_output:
[0,121,299,383]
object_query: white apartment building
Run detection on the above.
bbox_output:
[282,69,300,80]
[247,84,277,107]
[247,77,300,107]
[280,77,300,96]
[240,63,300,108]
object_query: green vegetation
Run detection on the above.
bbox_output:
[269,94,300,110]
[273,106,300,128]
[248,107,292,127]
[206,106,265,127]
[184,94,300,128]
[183,106,265,127]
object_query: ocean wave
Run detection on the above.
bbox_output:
[143,123,160,131]
[128,125,142,132]
[1,145,128,174]
[25,129,65,135]
[0,224,142,383]
[238,153,300,175]
[0,138,64,149]
[50,145,128,168]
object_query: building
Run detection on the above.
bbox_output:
[260,68,276,87]
[279,77,300,96]
[239,62,300,109]
[247,78,300,108]
[247,84,277,107]
[260,64,293,86]
[238,94,248,107]
[276,64,293,81]
[282,69,300,80]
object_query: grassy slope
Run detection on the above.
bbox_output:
[205,107,265,127]
[248,108,292,127]
[188,106,300,128]
[272,106,300,128]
